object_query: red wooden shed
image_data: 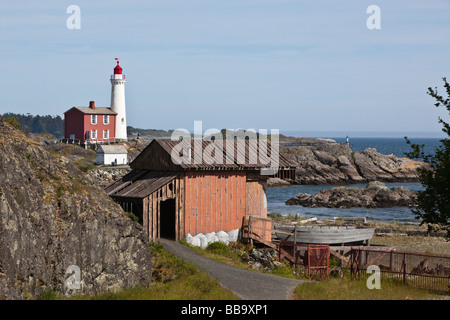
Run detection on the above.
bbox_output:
[105,138,295,242]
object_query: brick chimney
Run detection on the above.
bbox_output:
[89,101,96,109]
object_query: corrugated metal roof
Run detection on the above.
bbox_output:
[105,170,178,199]
[97,144,128,154]
[153,139,295,170]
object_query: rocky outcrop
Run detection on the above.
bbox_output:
[89,167,131,187]
[267,177,293,187]
[0,118,152,299]
[280,142,427,185]
[285,181,418,208]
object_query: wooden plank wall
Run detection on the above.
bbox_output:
[143,177,184,241]
[246,180,271,241]
[142,171,270,243]
[184,171,247,236]
[131,141,182,171]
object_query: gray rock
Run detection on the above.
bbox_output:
[0,119,152,299]
[280,141,427,185]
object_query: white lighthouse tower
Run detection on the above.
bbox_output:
[110,58,127,141]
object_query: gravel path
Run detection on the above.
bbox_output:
[160,239,304,300]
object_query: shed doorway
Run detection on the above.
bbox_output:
[160,199,176,239]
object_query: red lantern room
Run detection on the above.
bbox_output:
[114,59,122,75]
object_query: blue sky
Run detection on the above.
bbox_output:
[1,0,449,137]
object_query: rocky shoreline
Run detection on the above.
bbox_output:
[279,141,427,185]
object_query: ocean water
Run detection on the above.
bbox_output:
[267,182,423,222]
[331,137,442,158]
[267,137,441,222]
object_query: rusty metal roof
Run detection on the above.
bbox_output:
[132,138,295,171]
[105,170,178,199]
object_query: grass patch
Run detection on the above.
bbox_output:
[292,278,435,300]
[124,211,139,222]
[206,241,233,255]
[78,163,96,172]
[181,240,252,270]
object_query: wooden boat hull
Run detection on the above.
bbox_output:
[275,225,375,245]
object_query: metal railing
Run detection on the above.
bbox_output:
[344,247,450,294]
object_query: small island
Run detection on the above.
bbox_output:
[285,181,418,208]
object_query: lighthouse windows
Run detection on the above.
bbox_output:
[121,117,124,124]
[91,115,97,125]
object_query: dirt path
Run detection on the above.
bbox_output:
[160,239,304,300]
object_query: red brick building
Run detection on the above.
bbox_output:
[64,101,117,143]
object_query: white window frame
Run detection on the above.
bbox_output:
[91,130,97,140]
[103,130,109,140]
[103,115,109,125]
[91,115,97,125]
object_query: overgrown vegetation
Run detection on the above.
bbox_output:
[292,278,432,300]
[182,240,305,280]
[41,242,238,300]
[183,238,448,299]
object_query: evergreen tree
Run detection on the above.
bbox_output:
[405,77,450,239]
[1,113,64,138]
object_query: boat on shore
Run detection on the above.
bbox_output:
[274,225,375,245]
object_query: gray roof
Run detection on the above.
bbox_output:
[105,170,178,199]
[68,106,117,115]
[132,139,296,171]
[97,144,128,154]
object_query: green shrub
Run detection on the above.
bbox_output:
[206,241,231,255]
[39,290,59,300]
[78,163,96,172]
[268,213,283,219]
[5,117,20,129]
[125,212,139,221]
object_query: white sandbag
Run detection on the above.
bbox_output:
[188,235,201,247]
[227,229,240,242]
[216,231,229,244]
[205,232,216,241]
[206,233,219,245]
[195,233,208,248]
[185,233,193,244]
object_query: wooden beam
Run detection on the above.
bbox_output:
[143,197,149,237]
[329,248,349,263]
